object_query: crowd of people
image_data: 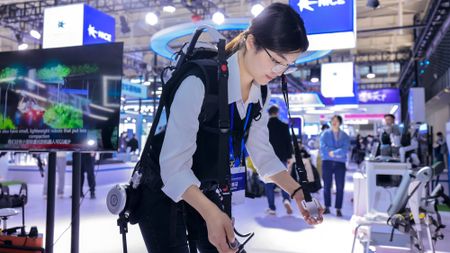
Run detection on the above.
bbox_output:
[258,106,352,217]
[257,109,449,219]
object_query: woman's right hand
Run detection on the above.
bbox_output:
[182,185,237,253]
[204,208,237,253]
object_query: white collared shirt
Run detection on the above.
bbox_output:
[159,53,286,202]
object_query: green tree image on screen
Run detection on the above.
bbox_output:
[43,104,83,129]
[0,115,16,130]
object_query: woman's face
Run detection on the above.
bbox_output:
[244,35,301,84]
[331,117,341,128]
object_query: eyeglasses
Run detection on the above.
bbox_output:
[263,47,297,74]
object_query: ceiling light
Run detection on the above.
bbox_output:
[345,119,369,125]
[15,33,28,50]
[212,11,225,25]
[145,12,159,26]
[306,109,334,115]
[366,73,376,79]
[251,4,264,17]
[390,105,399,114]
[18,43,29,50]
[130,78,141,84]
[366,66,376,79]
[30,30,41,40]
[310,67,320,83]
[331,105,359,111]
[163,5,176,13]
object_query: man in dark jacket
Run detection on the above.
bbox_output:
[127,134,139,153]
[265,105,294,215]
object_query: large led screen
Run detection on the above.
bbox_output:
[0,43,123,151]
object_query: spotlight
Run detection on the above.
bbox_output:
[366,66,376,79]
[367,0,380,9]
[30,29,41,40]
[366,73,376,79]
[15,33,28,50]
[251,3,264,17]
[145,12,159,26]
[310,67,320,83]
[18,43,29,50]
[163,5,176,13]
[311,77,319,83]
[212,11,225,25]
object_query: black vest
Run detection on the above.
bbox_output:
[192,99,264,185]
[139,60,267,191]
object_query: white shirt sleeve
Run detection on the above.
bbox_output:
[159,75,205,202]
[246,89,287,182]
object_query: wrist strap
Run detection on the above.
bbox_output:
[290,186,303,199]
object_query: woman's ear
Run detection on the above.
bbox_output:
[245,34,256,52]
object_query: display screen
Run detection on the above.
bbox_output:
[0,43,123,151]
[303,124,320,136]
[289,117,303,137]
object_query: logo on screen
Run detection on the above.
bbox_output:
[297,0,346,12]
[87,24,112,42]
[58,21,65,28]
[359,91,387,103]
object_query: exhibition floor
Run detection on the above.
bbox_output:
[5,170,450,253]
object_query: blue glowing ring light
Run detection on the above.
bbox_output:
[150,18,331,64]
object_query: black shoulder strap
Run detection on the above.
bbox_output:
[216,39,233,218]
[250,85,268,122]
[261,85,268,106]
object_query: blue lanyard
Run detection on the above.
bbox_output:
[229,103,253,167]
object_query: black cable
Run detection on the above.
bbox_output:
[280,74,312,202]
[52,159,101,247]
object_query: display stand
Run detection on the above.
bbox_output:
[45,152,81,253]
[71,152,81,253]
[45,151,56,253]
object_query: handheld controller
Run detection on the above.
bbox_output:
[301,198,322,220]
[227,228,254,252]
[228,239,240,251]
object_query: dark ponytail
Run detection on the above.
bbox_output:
[225,31,248,57]
[225,3,309,57]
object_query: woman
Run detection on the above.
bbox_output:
[139,3,323,253]
[320,115,350,217]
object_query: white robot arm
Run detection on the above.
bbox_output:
[399,138,419,164]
